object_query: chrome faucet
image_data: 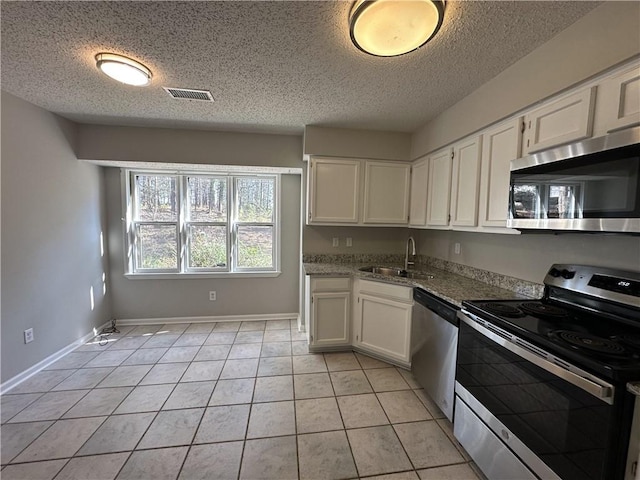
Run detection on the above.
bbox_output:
[404,236,416,271]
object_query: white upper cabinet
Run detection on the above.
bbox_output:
[409,158,429,227]
[363,161,411,224]
[307,156,410,226]
[523,86,596,154]
[479,117,523,228]
[595,63,640,134]
[450,135,482,227]
[308,157,360,224]
[426,147,453,227]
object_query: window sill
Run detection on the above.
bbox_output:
[125,271,282,280]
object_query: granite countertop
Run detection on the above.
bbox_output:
[303,262,528,307]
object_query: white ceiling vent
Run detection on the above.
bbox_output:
[163,87,214,101]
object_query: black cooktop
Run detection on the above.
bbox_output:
[462,298,640,382]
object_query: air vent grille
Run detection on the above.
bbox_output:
[163,87,214,101]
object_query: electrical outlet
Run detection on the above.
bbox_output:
[454,243,461,255]
[332,237,339,247]
[346,237,353,247]
[209,291,217,301]
[24,328,34,344]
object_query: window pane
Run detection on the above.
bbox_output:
[513,184,540,219]
[237,226,273,269]
[188,177,227,222]
[135,175,178,221]
[189,225,227,268]
[548,185,578,219]
[136,224,177,270]
[236,177,274,222]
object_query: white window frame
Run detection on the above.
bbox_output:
[184,174,231,273]
[122,169,281,278]
[232,176,279,273]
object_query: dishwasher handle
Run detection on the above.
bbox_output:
[413,287,459,327]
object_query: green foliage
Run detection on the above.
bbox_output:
[190,235,227,268]
[238,244,272,268]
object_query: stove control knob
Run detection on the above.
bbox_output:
[561,269,575,279]
[549,268,561,277]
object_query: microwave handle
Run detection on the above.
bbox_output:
[459,312,615,404]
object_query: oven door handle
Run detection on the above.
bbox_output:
[460,313,615,405]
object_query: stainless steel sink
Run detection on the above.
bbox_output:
[359,266,434,280]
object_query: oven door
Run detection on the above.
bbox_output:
[456,313,630,480]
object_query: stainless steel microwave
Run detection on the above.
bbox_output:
[507,126,640,233]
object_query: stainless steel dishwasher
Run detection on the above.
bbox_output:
[410,287,460,421]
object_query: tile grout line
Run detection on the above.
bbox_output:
[4,321,469,480]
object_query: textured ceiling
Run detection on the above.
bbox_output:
[1,1,600,134]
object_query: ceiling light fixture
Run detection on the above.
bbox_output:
[95,53,152,86]
[349,0,445,57]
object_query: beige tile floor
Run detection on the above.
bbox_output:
[1,320,485,480]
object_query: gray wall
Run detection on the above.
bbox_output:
[78,124,303,168]
[1,92,112,382]
[304,225,408,254]
[104,169,302,320]
[303,126,411,161]
[76,124,304,320]
[414,229,640,284]
[411,1,640,158]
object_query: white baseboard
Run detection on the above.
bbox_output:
[0,320,112,395]
[115,313,299,326]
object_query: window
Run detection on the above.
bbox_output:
[125,171,279,275]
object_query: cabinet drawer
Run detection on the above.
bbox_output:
[358,280,412,302]
[311,277,350,292]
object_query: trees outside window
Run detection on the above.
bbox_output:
[128,171,278,274]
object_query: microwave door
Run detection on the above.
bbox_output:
[508,137,640,232]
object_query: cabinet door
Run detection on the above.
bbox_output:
[356,293,412,363]
[450,136,482,227]
[598,65,640,133]
[409,158,429,227]
[363,161,410,224]
[523,86,596,154]
[426,148,453,227]
[308,157,360,224]
[311,292,350,347]
[479,118,523,228]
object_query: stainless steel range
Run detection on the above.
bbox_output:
[454,264,640,480]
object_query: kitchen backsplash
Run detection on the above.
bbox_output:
[302,253,544,298]
[302,253,406,265]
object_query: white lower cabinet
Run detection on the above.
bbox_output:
[305,276,351,348]
[353,280,413,366]
[311,292,350,346]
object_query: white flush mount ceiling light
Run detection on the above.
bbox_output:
[349,0,445,57]
[95,53,152,86]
